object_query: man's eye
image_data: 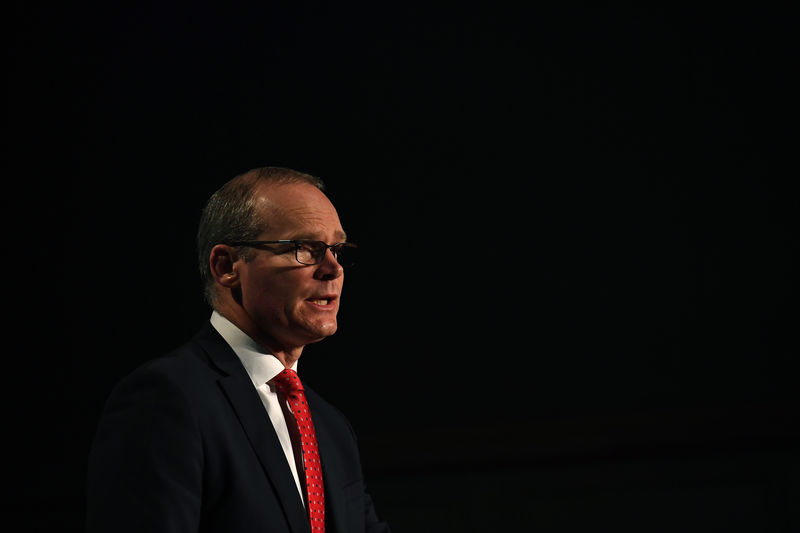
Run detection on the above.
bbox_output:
[298,242,319,253]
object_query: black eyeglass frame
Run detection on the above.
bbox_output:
[225,240,357,266]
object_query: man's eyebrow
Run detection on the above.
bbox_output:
[290,230,348,242]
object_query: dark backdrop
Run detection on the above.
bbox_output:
[8,4,798,531]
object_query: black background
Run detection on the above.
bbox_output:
[8,4,799,531]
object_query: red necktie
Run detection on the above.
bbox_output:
[272,369,326,532]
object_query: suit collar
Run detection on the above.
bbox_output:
[191,320,249,378]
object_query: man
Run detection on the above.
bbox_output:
[87,167,391,532]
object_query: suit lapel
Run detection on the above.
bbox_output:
[194,323,311,533]
[307,390,347,533]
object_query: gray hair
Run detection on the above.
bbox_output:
[196,166,326,307]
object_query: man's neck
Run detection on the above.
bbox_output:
[212,304,303,368]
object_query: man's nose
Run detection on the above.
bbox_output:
[314,248,343,280]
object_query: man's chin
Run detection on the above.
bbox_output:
[302,323,338,344]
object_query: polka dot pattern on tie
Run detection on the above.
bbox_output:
[272,368,325,532]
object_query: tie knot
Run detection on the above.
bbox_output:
[272,368,304,394]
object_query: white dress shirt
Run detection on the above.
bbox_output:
[209,311,306,505]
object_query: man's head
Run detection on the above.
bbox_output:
[197,167,349,359]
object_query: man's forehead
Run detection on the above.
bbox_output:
[252,182,346,239]
[253,180,327,206]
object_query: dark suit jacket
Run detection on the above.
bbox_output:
[87,322,390,533]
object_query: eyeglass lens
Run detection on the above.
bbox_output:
[296,242,356,267]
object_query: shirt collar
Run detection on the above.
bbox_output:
[209,310,297,387]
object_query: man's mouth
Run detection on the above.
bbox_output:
[306,294,337,307]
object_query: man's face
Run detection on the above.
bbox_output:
[235,181,347,351]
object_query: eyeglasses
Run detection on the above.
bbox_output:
[226,240,358,267]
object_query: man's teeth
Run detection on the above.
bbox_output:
[310,299,329,305]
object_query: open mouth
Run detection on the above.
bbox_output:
[306,295,337,307]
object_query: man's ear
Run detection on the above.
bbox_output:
[209,244,241,288]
